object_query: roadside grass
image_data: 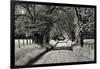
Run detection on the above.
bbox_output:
[15,39,95,65]
[15,43,46,66]
[72,39,95,61]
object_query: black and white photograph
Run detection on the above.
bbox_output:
[11,0,96,68]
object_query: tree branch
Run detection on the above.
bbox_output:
[26,4,34,20]
[21,4,33,19]
[15,14,31,20]
[47,6,56,14]
[49,6,56,14]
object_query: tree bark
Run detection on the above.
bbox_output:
[46,32,49,44]
[39,33,43,45]
[74,8,81,45]
[80,33,83,47]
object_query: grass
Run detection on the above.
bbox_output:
[15,39,95,65]
[72,39,95,61]
[15,43,46,66]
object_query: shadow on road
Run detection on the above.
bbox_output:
[23,43,90,66]
[25,46,73,66]
[53,47,72,50]
[25,48,52,66]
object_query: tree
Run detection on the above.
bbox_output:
[50,6,76,41]
[15,3,95,48]
[15,4,56,48]
[74,7,95,46]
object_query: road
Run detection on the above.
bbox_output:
[15,39,94,65]
[32,39,94,65]
[33,49,90,65]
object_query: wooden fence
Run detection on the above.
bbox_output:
[15,39,33,48]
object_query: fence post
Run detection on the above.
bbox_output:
[26,39,28,45]
[18,39,20,48]
[23,39,24,46]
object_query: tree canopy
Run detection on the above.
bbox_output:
[15,3,95,42]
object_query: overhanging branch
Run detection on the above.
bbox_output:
[15,14,31,20]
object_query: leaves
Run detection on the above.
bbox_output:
[15,3,95,40]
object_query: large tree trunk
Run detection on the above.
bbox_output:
[74,8,83,47]
[80,33,83,47]
[46,32,49,44]
[39,34,44,48]
[76,32,83,47]
[76,35,81,44]
[34,33,38,43]
[43,35,46,45]
[39,34,43,45]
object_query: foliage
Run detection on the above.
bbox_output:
[74,7,95,40]
[15,3,95,42]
